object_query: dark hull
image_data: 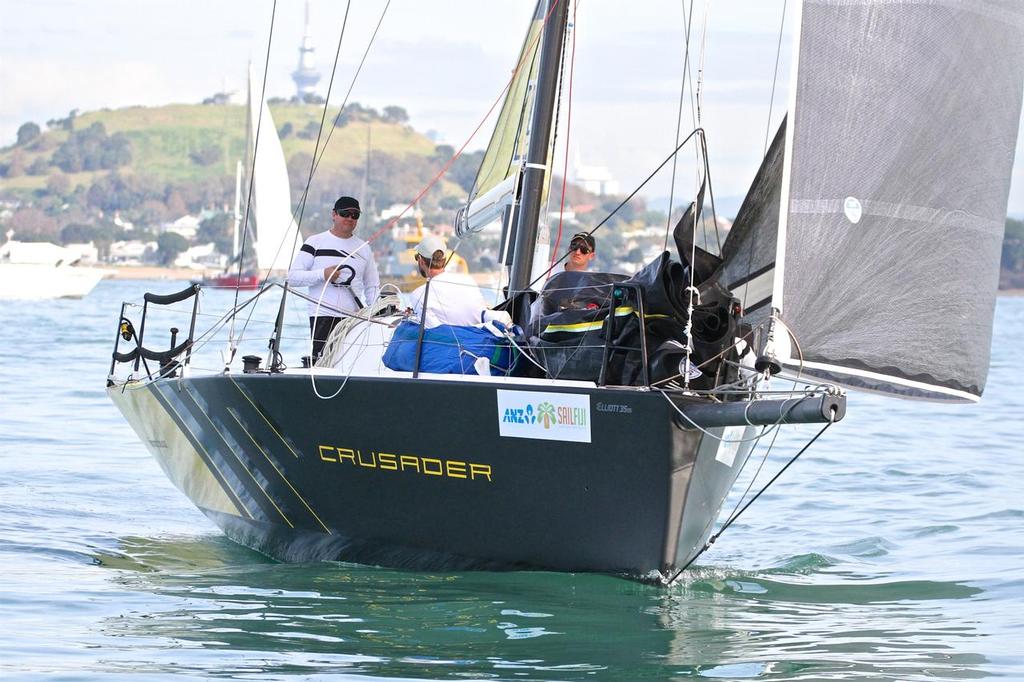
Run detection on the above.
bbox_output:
[109,373,755,579]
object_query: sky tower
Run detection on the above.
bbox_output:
[291,1,321,101]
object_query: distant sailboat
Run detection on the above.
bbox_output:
[204,66,298,289]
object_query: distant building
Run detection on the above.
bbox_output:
[162,215,200,239]
[175,242,225,270]
[573,153,620,196]
[292,1,321,101]
[109,240,158,264]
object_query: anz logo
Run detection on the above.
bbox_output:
[502,403,537,425]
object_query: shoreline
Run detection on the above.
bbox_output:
[105,265,201,280]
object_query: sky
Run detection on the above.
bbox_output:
[2,0,1023,215]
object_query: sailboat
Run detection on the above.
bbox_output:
[203,66,298,289]
[106,1,1023,582]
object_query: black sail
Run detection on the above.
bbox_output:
[719,118,786,327]
[774,0,1024,402]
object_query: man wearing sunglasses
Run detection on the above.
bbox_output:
[563,232,596,272]
[287,195,380,362]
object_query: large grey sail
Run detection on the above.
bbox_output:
[776,0,1024,402]
[719,118,786,328]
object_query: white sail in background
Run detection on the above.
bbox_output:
[247,66,299,272]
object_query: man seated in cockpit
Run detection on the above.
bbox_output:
[407,232,502,328]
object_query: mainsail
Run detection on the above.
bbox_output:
[247,66,299,272]
[767,0,1024,402]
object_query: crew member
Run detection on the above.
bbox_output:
[407,232,490,328]
[563,232,596,272]
[287,196,380,361]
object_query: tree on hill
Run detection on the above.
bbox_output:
[52,122,133,173]
[198,212,234,257]
[16,122,41,146]
[46,172,70,196]
[8,207,59,242]
[60,223,97,244]
[27,157,49,176]
[47,109,78,131]
[156,232,189,265]
[189,145,223,166]
[382,106,409,124]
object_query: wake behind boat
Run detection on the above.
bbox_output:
[106,1,1023,582]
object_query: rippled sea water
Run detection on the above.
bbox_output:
[1,279,1022,681]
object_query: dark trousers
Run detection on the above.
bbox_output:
[309,316,343,361]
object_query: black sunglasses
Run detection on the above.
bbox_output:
[336,209,361,219]
[569,242,592,254]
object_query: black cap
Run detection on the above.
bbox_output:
[570,232,595,249]
[334,196,360,212]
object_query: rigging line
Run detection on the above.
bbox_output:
[735,3,788,321]
[549,0,578,269]
[305,0,392,188]
[762,0,788,159]
[521,127,704,294]
[279,0,354,276]
[694,0,711,126]
[235,0,386,350]
[300,0,565,283]
[237,0,355,348]
[663,0,697,253]
[230,0,279,351]
[725,424,780,523]
[699,130,723,255]
[666,419,833,584]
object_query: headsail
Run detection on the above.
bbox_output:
[456,0,547,238]
[247,66,299,272]
[771,0,1024,402]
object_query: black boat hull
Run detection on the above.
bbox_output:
[109,372,758,578]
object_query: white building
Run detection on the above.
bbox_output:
[162,214,200,239]
[174,242,226,270]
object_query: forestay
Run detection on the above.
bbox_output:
[772,0,1024,402]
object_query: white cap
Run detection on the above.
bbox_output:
[414,232,448,260]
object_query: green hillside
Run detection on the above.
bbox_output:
[0,102,452,193]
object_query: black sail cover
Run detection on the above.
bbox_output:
[772,0,1024,402]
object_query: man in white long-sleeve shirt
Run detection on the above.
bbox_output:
[287,195,380,361]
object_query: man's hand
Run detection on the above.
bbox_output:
[323,265,339,283]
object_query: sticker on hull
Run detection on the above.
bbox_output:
[496,389,591,443]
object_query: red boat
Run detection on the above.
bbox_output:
[199,272,262,289]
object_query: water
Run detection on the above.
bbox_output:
[1,279,1022,680]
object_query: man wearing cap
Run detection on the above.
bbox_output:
[563,232,596,272]
[287,196,380,361]
[407,232,491,329]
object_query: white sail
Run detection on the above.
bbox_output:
[247,66,299,272]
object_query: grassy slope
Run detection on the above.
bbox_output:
[0,102,454,194]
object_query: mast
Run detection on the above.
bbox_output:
[232,160,242,265]
[507,0,570,320]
